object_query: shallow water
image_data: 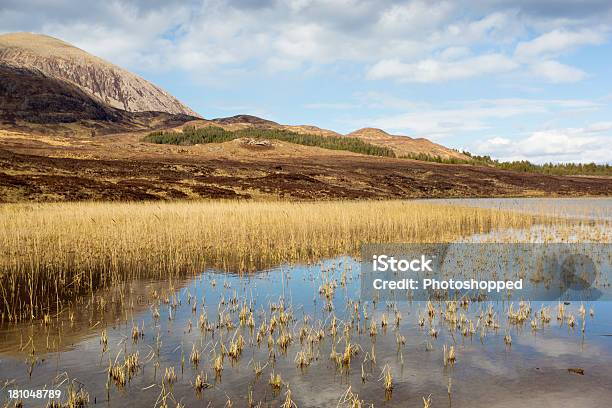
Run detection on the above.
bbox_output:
[426,197,612,220]
[1,260,611,407]
[1,198,611,408]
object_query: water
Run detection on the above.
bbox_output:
[426,197,612,220]
[1,198,610,407]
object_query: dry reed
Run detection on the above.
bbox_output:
[0,200,542,321]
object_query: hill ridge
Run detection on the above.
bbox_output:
[202,116,468,161]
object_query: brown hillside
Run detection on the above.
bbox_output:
[0,130,610,202]
[178,116,465,159]
[348,128,469,161]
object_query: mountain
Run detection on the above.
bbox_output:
[0,32,198,116]
[348,128,469,161]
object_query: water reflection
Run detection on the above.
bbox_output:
[1,254,611,407]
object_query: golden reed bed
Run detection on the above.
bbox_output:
[0,200,544,322]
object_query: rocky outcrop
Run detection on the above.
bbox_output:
[0,32,199,117]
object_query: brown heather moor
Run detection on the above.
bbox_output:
[0,200,546,321]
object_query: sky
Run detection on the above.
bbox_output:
[2,0,612,163]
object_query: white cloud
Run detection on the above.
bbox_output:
[438,46,472,60]
[585,121,612,132]
[1,0,610,84]
[530,60,587,83]
[366,54,518,82]
[365,25,606,84]
[363,98,599,137]
[515,29,606,61]
[473,124,612,163]
[37,2,190,70]
[485,137,512,147]
[376,0,454,36]
[444,10,524,45]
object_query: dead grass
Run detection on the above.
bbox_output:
[0,200,542,321]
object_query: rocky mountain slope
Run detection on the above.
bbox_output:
[0,64,197,135]
[0,64,120,124]
[0,32,198,116]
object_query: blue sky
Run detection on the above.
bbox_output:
[2,0,612,163]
